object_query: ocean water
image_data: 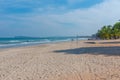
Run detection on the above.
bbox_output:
[0,37,88,48]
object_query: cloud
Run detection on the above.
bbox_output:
[52,0,120,33]
[0,0,103,14]
[59,0,119,32]
[0,0,120,37]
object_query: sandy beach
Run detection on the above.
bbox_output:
[0,40,120,80]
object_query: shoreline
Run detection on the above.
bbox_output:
[0,40,69,49]
[0,39,120,80]
[0,37,89,49]
[0,39,88,50]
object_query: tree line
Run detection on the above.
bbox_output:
[96,22,120,39]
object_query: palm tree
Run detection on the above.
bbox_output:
[96,22,120,39]
[113,22,120,30]
[113,22,120,38]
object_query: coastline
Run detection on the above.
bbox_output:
[0,40,120,80]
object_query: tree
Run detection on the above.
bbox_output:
[96,22,120,39]
[112,22,120,39]
[113,22,120,30]
[97,25,112,39]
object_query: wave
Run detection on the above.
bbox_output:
[0,37,88,48]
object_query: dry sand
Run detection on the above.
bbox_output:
[0,40,120,80]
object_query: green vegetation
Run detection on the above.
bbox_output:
[96,22,120,39]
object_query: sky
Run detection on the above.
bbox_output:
[0,0,120,37]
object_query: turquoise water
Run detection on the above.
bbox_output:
[0,37,88,48]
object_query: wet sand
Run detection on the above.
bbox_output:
[0,40,120,80]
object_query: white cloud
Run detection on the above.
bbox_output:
[1,0,120,37]
[40,0,120,35]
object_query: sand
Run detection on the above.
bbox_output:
[0,40,120,80]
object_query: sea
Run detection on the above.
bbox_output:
[0,36,89,48]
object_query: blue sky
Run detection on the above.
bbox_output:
[0,0,120,37]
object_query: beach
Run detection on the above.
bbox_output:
[0,40,120,80]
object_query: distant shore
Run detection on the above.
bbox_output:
[0,40,120,80]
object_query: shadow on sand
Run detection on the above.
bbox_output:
[85,41,120,44]
[54,46,120,56]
